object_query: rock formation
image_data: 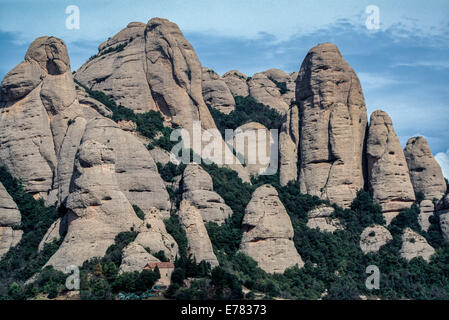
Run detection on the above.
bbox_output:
[74,22,153,113]
[0,227,23,259]
[0,182,21,227]
[181,164,232,224]
[279,105,299,186]
[75,18,249,182]
[133,207,179,261]
[367,111,416,224]
[38,217,67,251]
[239,184,304,273]
[119,242,160,273]
[418,200,434,232]
[359,225,392,254]
[0,182,22,259]
[282,43,368,208]
[222,70,249,97]
[306,205,343,233]
[404,136,446,204]
[400,228,435,262]
[44,139,141,270]
[0,36,72,195]
[440,209,449,242]
[202,68,235,114]
[247,72,290,114]
[80,118,171,217]
[177,199,219,267]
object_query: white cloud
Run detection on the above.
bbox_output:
[435,149,449,179]
[393,61,449,70]
[358,72,401,90]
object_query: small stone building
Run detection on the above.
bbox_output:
[144,261,175,287]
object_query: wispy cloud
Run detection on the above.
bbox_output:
[358,72,402,90]
[393,61,449,70]
[435,149,449,179]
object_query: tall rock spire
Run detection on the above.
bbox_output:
[366,110,415,224]
[280,43,367,208]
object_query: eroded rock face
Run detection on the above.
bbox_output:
[367,111,415,224]
[0,227,23,259]
[81,118,171,217]
[222,70,249,97]
[144,18,215,131]
[0,183,22,259]
[239,185,304,273]
[38,217,67,252]
[279,105,299,186]
[181,164,232,225]
[404,136,446,203]
[178,200,219,267]
[248,72,290,115]
[45,139,141,270]
[306,205,343,233]
[0,36,87,198]
[295,43,368,208]
[400,228,435,262]
[202,68,235,114]
[75,18,249,182]
[0,182,21,227]
[75,22,154,113]
[119,242,160,274]
[439,211,449,242]
[418,200,434,232]
[134,207,179,261]
[360,225,392,254]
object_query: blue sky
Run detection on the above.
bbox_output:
[1,0,448,177]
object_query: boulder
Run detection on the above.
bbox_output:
[181,164,232,224]
[239,185,304,273]
[295,43,367,208]
[367,111,416,224]
[177,200,219,267]
[359,225,392,253]
[202,68,235,114]
[0,182,21,227]
[400,228,435,262]
[222,70,249,97]
[306,205,343,233]
[404,136,447,202]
